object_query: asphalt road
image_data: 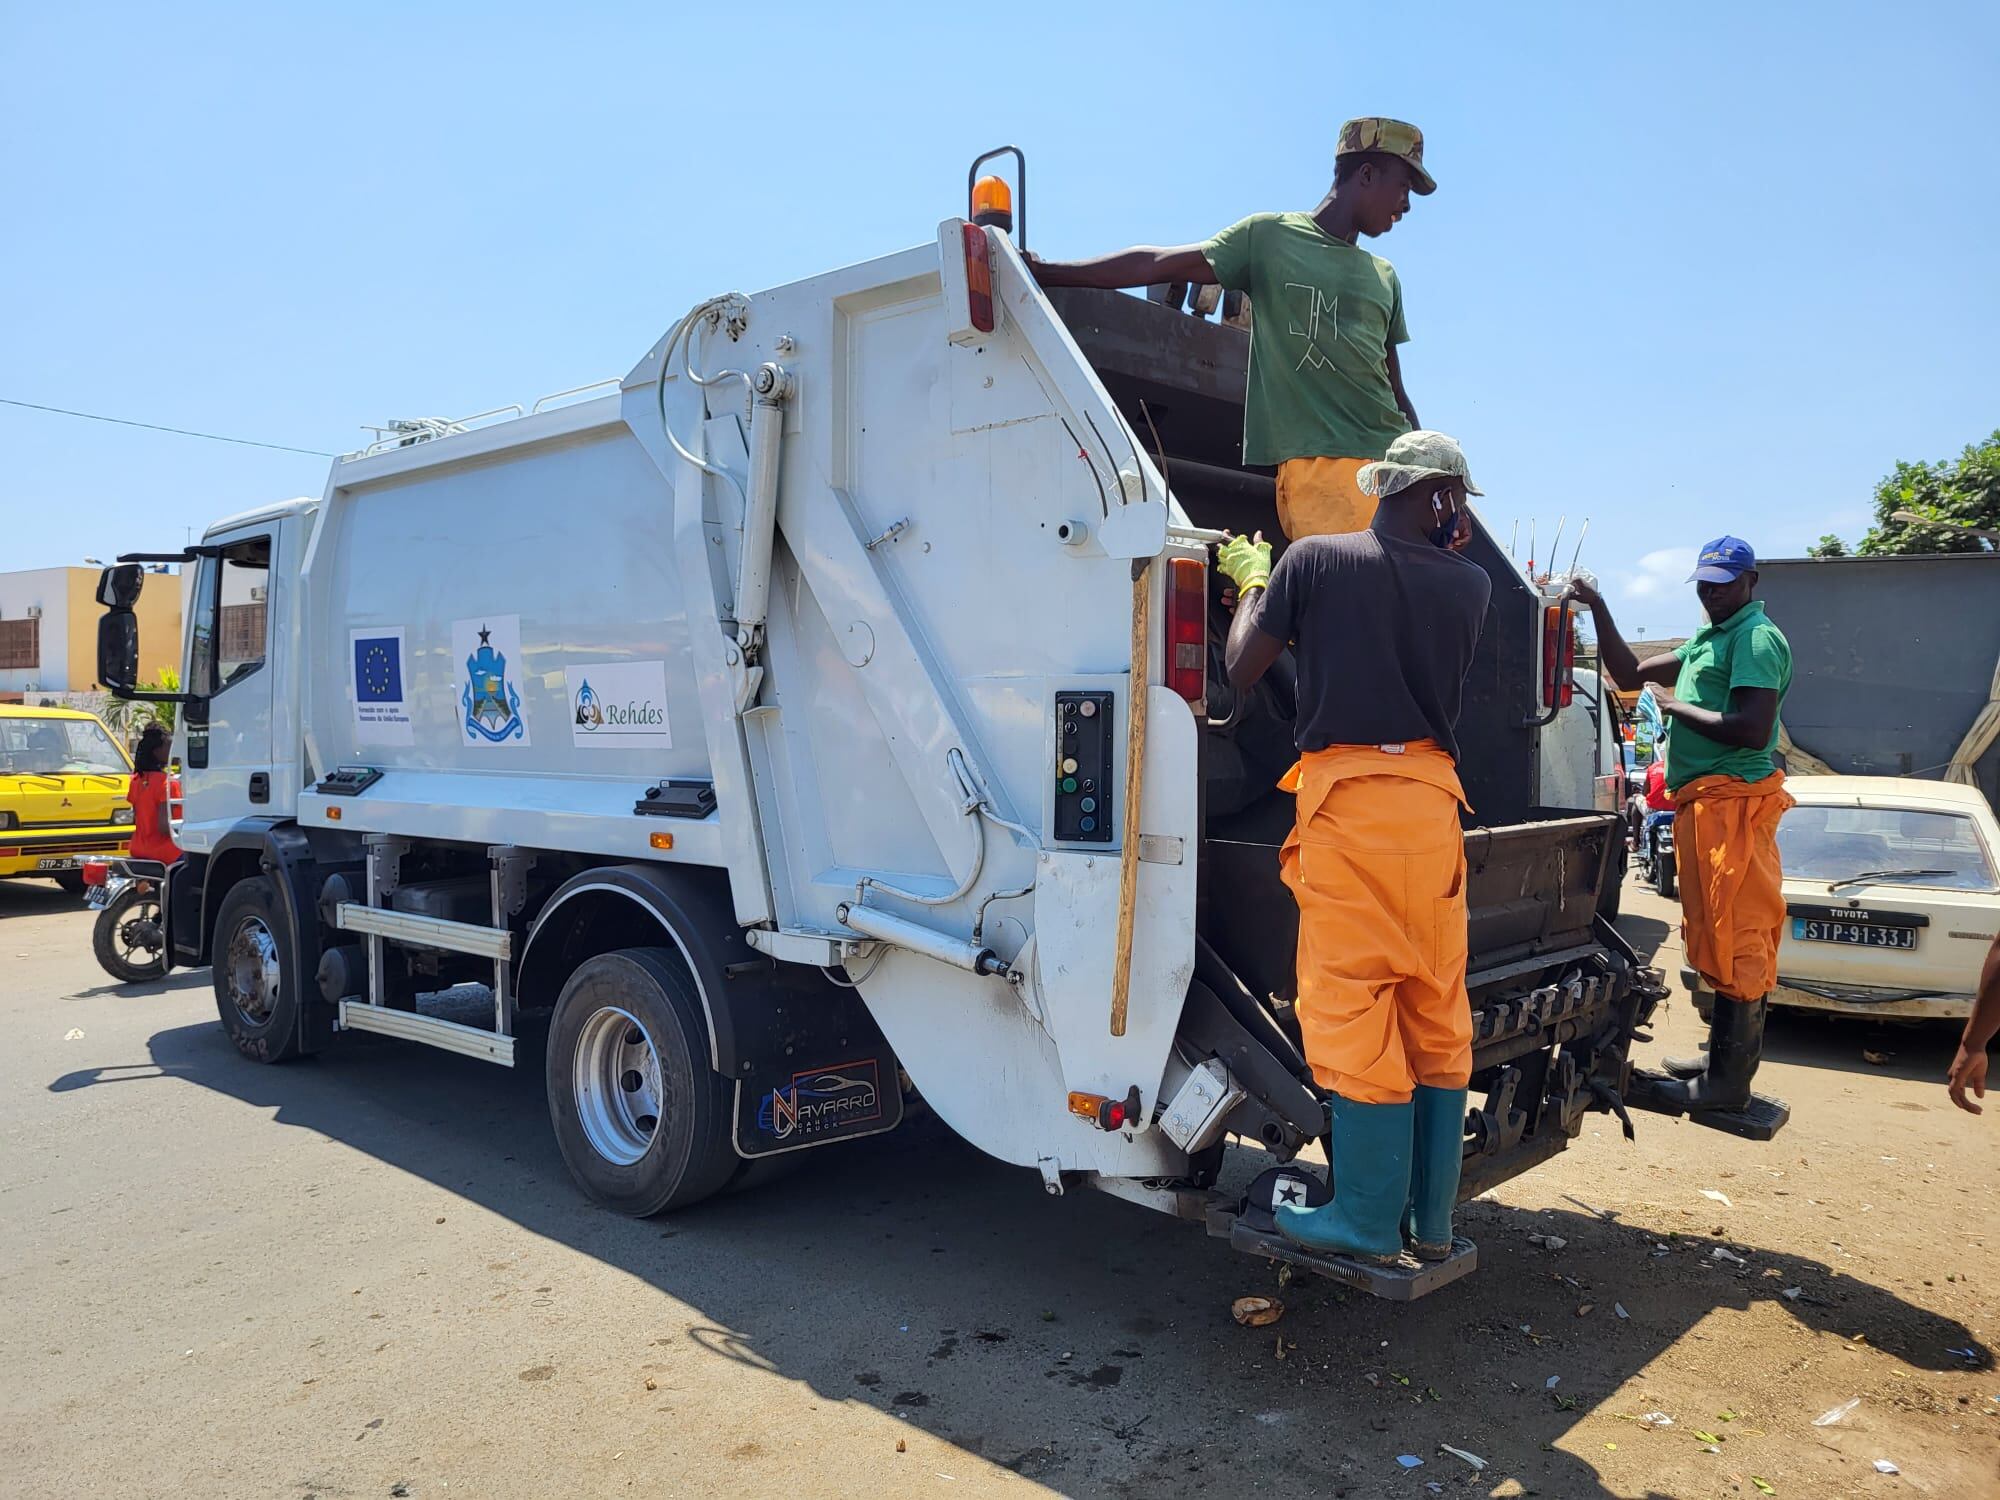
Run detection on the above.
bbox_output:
[2,875,1994,1499]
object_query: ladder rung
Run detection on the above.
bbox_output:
[338,1001,515,1065]
[336,902,512,960]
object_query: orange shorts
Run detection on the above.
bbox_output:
[1278,743,1474,1104]
[1276,456,1376,540]
[1675,771,1794,1001]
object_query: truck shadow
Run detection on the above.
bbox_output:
[47,1016,1990,1500]
[1759,1008,1965,1085]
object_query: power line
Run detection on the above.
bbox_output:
[0,397,335,458]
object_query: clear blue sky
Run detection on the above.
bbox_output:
[5,2,1995,636]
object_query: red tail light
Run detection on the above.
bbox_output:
[82,861,109,887]
[1164,556,1208,709]
[962,224,995,335]
[1542,605,1576,711]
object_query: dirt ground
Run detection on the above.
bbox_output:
[1,875,1995,1499]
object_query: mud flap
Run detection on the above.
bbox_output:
[1623,1069,1791,1141]
[731,1049,905,1158]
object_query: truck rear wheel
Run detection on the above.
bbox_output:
[213,876,306,1062]
[545,947,737,1216]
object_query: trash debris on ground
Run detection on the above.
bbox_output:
[63,1028,84,1041]
[1639,1411,1674,1429]
[1813,1397,1860,1427]
[1781,1286,1803,1300]
[1945,1346,1981,1364]
[1873,1459,1899,1474]
[895,1439,907,1453]
[1701,1189,1733,1207]
[1750,1477,1775,1494]
[1576,1303,1594,1317]
[1545,1375,1561,1389]
[1232,1296,1283,1327]
[1528,1233,1568,1250]
[1862,1049,1890,1066]
[1363,1372,1381,1387]
[1273,1333,1287,1360]
[1711,1247,1748,1265]
[643,1377,657,1391]
[1615,1303,1630,1320]
[1395,1454,1424,1469]
[1693,1429,1723,1444]
[1438,1443,1486,1471]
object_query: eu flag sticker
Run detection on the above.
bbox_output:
[349,627,413,746]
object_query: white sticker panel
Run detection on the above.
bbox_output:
[450,614,531,747]
[349,626,413,746]
[564,660,673,750]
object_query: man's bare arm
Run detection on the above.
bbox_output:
[1026,245,1217,290]
[1948,935,2000,1113]
[1385,345,1419,430]
[1566,578,1680,691]
[1224,594,1287,696]
[1660,685,1780,750]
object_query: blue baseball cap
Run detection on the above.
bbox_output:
[1688,536,1757,583]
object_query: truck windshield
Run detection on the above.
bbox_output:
[0,716,129,777]
[1777,804,1999,893]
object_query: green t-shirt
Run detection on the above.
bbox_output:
[1200,212,1412,467]
[1666,601,1793,791]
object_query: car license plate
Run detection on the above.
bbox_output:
[35,856,78,871]
[1792,918,1917,949]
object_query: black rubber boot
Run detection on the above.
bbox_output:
[1660,1048,1707,1079]
[1651,998,1766,1112]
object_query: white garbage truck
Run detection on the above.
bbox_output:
[95,166,1784,1298]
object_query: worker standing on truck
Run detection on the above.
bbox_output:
[1027,118,1436,541]
[1218,430,1490,1265]
[1568,539,1795,1113]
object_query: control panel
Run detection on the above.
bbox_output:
[1053,690,1114,843]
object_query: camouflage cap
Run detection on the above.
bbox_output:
[1357,430,1482,498]
[1336,116,1436,195]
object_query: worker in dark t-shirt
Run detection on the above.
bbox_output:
[1220,430,1490,1265]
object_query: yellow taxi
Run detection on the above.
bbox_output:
[0,704,135,892]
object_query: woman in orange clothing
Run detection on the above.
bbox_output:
[125,724,182,866]
[1220,430,1491,1265]
[1568,538,1793,1113]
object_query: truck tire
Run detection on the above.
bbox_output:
[212,876,307,1062]
[545,947,737,1217]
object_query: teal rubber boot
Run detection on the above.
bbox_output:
[1275,1096,1414,1264]
[1403,1085,1469,1261]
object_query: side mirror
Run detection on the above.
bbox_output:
[97,609,140,693]
[97,563,144,609]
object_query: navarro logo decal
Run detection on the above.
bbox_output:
[757,1060,884,1142]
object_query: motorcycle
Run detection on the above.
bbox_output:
[82,857,171,983]
[1636,809,1677,899]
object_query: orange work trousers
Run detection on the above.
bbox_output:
[1276,456,1377,540]
[1278,743,1474,1104]
[1675,770,1794,1001]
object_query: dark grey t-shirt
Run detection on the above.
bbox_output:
[1250,531,1491,759]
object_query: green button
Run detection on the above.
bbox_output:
[1061,777,1078,794]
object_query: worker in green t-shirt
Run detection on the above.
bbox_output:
[1569,538,1795,1115]
[1027,118,1434,542]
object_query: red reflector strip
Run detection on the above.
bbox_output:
[1541,605,1576,710]
[1164,557,1208,707]
[962,223,995,334]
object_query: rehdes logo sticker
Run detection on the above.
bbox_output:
[564,661,673,751]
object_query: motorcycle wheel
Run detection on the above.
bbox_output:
[93,885,169,984]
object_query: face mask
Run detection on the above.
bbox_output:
[1428,486,1460,548]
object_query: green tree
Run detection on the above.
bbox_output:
[99,666,181,742]
[1854,429,2000,556]
[1806,533,1848,558]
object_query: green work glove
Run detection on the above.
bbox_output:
[1216,532,1272,594]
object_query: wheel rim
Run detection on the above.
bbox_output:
[116,900,165,968]
[572,1005,665,1166]
[225,913,282,1026]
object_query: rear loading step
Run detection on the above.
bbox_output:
[1224,1219,1479,1301]
[1624,1071,1791,1140]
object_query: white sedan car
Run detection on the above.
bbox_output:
[1689,776,2000,1024]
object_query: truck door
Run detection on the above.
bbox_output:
[179,531,274,846]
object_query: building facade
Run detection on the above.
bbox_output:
[0,566,184,698]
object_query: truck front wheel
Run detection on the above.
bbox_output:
[545,947,737,1216]
[212,876,306,1062]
